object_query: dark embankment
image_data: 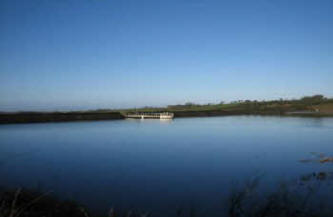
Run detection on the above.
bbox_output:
[0,112,124,124]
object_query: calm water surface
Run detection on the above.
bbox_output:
[1,116,333,216]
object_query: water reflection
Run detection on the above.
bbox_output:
[0,116,332,216]
[125,118,173,124]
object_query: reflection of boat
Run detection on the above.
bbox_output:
[125,112,174,119]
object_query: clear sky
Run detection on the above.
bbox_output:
[1,0,332,111]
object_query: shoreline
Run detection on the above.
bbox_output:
[2,95,333,124]
[1,110,332,124]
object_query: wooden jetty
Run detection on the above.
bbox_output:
[125,112,174,119]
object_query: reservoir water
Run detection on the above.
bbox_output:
[1,116,333,216]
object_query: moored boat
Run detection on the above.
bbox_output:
[125,112,174,119]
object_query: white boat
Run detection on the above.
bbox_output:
[126,112,174,119]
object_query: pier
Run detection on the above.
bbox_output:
[125,112,174,119]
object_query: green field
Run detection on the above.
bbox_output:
[117,95,333,116]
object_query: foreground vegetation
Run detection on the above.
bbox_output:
[1,95,333,124]
[1,152,333,217]
[2,173,333,217]
[2,153,333,217]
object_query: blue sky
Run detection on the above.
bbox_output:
[1,0,332,111]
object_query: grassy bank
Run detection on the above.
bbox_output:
[1,95,333,124]
[120,95,333,118]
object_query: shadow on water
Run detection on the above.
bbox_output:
[0,151,35,168]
